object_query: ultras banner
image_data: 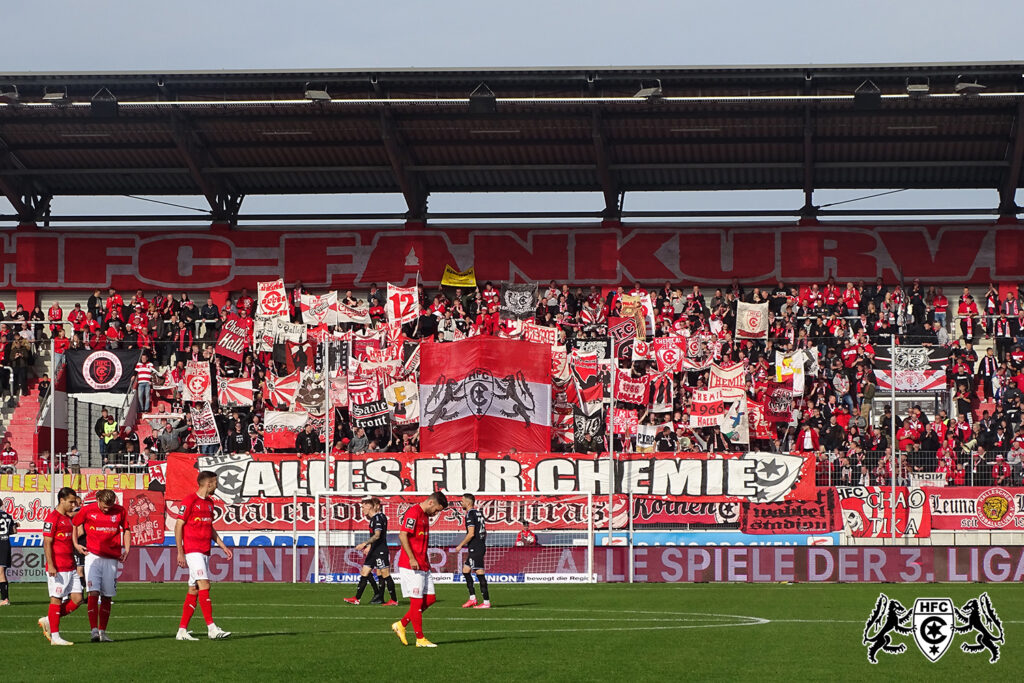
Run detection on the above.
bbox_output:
[163,450,816,530]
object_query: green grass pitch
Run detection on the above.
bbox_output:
[2,582,1021,681]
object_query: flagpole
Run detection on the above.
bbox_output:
[50,336,56,506]
[324,341,332,488]
[890,326,897,543]
[608,350,616,547]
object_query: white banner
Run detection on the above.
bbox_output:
[257,279,289,320]
[386,284,420,324]
[736,301,769,340]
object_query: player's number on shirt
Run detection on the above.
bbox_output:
[389,291,415,320]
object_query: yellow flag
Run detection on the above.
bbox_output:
[440,265,477,288]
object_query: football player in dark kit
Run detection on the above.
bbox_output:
[454,493,490,609]
[344,497,398,606]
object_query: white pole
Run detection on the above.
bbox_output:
[890,328,897,543]
[587,492,595,583]
[627,490,634,584]
[50,337,56,506]
[313,493,320,584]
[292,493,298,584]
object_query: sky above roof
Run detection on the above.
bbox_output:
[5,0,1024,221]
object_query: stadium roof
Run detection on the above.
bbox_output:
[2,62,1024,223]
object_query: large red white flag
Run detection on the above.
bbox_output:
[735,301,769,340]
[709,363,746,398]
[420,338,551,452]
[386,284,420,324]
[257,279,289,320]
[300,292,339,326]
[264,411,307,450]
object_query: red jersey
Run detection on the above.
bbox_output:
[43,509,76,572]
[398,504,431,569]
[179,492,216,555]
[73,502,127,559]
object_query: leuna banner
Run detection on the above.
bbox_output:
[926,486,1024,530]
[66,348,141,393]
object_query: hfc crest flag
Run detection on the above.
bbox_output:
[419,338,551,453]
[66,349,141,394]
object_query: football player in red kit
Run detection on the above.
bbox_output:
[175,471,233,640]
[38,487,83,646]
[73,489,130,643]
[391,492,448,648]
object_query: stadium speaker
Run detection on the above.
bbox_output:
[635,80,663,100]
[905,77,929,99]
[304,82,331,101]
[91,88,118,117]
[853,80,881,109]
[0,84,19,106]
[469,83,497,114]
[954,75,986,96]
[42,86,69,106]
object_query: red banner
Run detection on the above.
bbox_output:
[124,489,165,546]
[926,486,1024,530]
[837,486,932,538]
[6,222,1024,291]
[419,338,551,453]
[739,488,841,534]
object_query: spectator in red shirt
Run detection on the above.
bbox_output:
[993,455,1012,486]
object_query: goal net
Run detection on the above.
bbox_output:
[311,492,595,584]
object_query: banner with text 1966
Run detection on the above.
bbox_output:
[419,338,551,453]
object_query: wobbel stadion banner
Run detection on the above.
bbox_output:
[5,222,1024,291]
[163,451,814,531]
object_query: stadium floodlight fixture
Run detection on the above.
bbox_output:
[905,77,929,99]
[954,76,986,96]
[0,84,18,105]
[853,80,881,109]
[304,82,331,101]
[90,88,118,117]
[468,83,497,114]
[42,86,69,105]
[634,80,663,100]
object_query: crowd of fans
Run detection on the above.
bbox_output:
[2,277,1024,489]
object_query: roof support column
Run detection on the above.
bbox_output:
[379,111,428,222]
[800,105,817,219]
[592,111,621,220]
[999,99,1024,217]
